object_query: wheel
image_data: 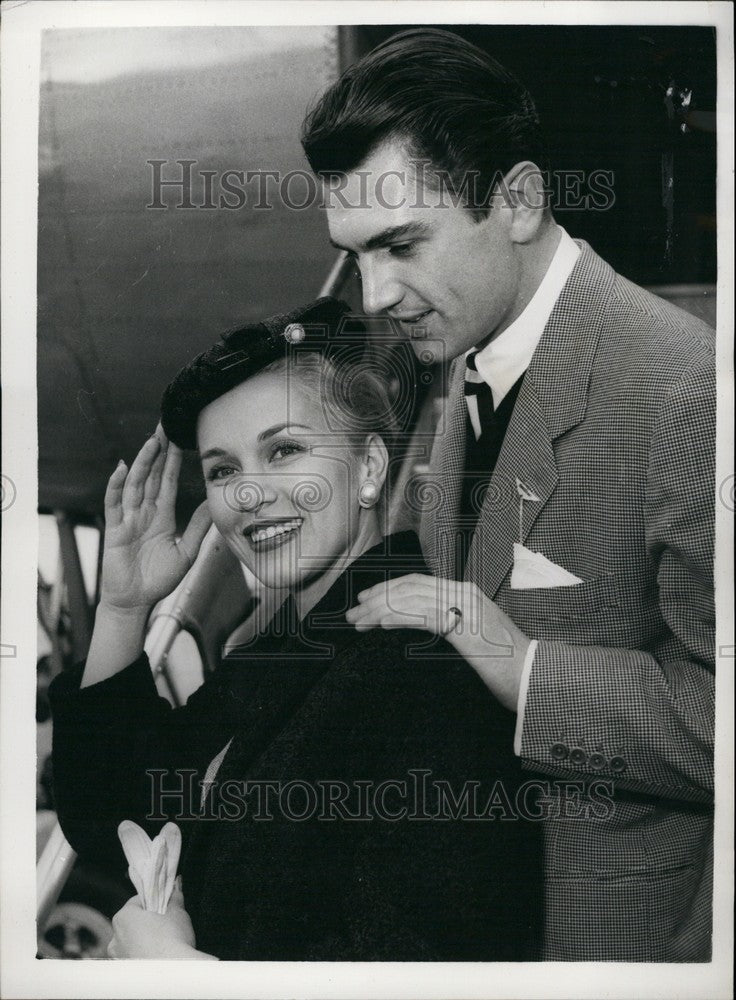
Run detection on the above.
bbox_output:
[37,900,113,959]
[36,857,131,960]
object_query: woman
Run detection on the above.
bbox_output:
[50,297,542,961]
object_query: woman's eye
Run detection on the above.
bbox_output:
[270,440,303,461]
[206,465,237,482]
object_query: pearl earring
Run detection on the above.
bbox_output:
[358,480,379,508]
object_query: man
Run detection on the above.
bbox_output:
[301,29,715,961]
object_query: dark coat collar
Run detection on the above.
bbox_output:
[293,529,428,652]
[216,531,427,730]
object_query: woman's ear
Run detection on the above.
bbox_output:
[358,433,389,501]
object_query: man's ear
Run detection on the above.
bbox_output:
[501,161,549,244]
[359,433,390,494]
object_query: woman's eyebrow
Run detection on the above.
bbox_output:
[199,424,314,461]
[199,447,227,461]
[258,423,312,441]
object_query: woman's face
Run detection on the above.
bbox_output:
[197,369,366,590]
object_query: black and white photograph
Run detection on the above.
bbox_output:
[1,2,733,997]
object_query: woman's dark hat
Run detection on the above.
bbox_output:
[160,297,364,449]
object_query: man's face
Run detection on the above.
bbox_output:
[325,139,522,361]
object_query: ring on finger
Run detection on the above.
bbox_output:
[441,606,463,637]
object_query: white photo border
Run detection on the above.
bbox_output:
[1,2,733,998]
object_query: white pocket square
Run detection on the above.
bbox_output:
[510,543,584,589]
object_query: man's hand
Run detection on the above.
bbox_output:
[108,882,217,960]
[346,574,530,712]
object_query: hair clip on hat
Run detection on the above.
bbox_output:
[283,323,306,344]
[160,297,362,450]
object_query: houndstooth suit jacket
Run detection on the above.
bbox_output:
[420,242,715,961]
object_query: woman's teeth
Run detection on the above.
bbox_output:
[249,519,302,545]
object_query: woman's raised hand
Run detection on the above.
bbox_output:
[100,428,212,613]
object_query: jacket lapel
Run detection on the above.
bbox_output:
[465,378,557,597]
[209,600,328,777]
[459,243,614,596]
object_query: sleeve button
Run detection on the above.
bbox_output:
[589,752,606,769]
[550,742,569,760]
[569,747,588,765]
[610,755,626,773]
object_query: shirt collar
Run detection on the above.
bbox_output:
[468,226,581,409]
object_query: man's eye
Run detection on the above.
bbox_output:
[390,243,415,258]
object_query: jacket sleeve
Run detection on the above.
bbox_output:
[49,655,226,874]
[518,364,715,803]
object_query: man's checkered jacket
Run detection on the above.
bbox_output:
[421,242,715,961]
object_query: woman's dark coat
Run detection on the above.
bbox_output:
[50,533,542,960]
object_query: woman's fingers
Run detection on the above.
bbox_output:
[104,460,128,529]
[156,440,183,513]
[177,502,213,567]
[121,435,161,512]
[143,432,169,503]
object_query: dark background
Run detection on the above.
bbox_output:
[37,24,717,519]
[351,25,717,284]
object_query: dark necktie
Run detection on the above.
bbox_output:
[459,353,526,568]
[464,350,496,440]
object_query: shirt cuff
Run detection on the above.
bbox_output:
[513,639,538,756]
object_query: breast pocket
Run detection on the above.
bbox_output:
[506,574,633,645]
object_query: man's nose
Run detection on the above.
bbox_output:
[359,257,403,315]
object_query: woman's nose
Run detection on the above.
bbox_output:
[225,477,277,513]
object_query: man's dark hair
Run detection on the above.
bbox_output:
[302,28,545,218]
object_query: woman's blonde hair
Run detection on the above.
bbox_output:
[262,351,403,519]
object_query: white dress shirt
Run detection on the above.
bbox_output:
[463,226,581,754]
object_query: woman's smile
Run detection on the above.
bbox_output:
[245,517,303,551]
